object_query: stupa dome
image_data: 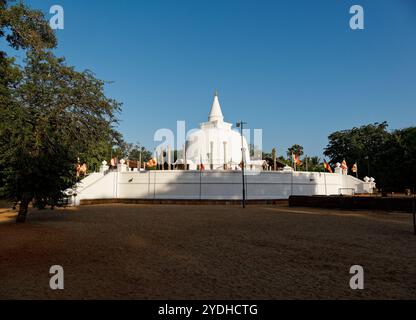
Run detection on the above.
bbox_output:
[185,92,250,170]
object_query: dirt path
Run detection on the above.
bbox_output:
[0,204,415,299]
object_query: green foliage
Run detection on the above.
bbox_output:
[373,127,416,191]
[324,122,389,170]
[324,122,416,191]
[287,144,304,158]
[278,156,289,165]
[0,1,123,222]
[301,156,323,172]
[0,51,122,219]
[0,0,56,51]
[126,143,153,163]
[261,150,290,168]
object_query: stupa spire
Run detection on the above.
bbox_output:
[208,91,224,122]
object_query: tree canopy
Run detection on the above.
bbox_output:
[287,144,304,158]
[127,143,153,163]
[0,0,56,51]
[0,0,124,222]
[324,122,416,191]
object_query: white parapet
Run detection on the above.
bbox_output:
[72,169,372,203]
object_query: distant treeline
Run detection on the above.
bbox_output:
[264,122,415,192]
[324,122,416,192]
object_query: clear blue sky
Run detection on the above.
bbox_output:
[10,0,416,157]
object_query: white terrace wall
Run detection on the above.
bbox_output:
[73,170,371,204]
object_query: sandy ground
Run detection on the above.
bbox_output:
[0,204,415,299]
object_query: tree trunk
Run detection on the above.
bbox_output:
[16,195,31,223]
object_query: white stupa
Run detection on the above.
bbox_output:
[185,92,251,170]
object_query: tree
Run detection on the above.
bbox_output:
[0,0,56,52]
[1,1,124,222]
[1,0,57,148]
[0,0,57,212]
[128,143,152,163]
[373,127,416,191]
[0,51,121,222]
[324,122,390,180]
[324,122,416,192]
[324,122,390,167]
[261,149,290,169]
[287,144,304,158]
[302,156,323,172]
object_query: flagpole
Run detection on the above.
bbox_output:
[237,121,247,208]
[292,153,295,171]
[291,169,294,196]
[413,187,415,235]
[184,144,187,171]
[355,160,358,178]
[199,154,202,201]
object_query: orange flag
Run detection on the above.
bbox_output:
[147,158,157,167]
[323,160,333,173]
